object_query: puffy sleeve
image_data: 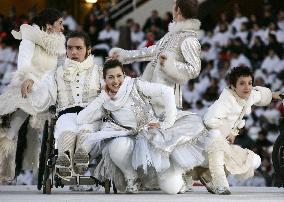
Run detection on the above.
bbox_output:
[161,37,201,84]
[27,69,57,113]
[17,39,35,70]
[251,86,272,106]
[203,99,230,130]
[15,24,66,56]
[77,93,106,125]
[109,45,157,64]
[137,79,177,129]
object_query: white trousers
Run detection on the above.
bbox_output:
[157,165,184,194]
[108,136,184,194]
[109,137,137,179]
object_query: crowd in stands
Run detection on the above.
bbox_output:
[0,1,284,187]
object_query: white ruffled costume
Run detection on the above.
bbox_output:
[0,24,65,182]
[77,77,211,194]
[27,55,103,176]
[203,86,272,191]
[109,19,201,109]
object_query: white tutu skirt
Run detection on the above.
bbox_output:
[84,111,211,182]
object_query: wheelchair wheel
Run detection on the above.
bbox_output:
[37,120,49,191]
[272,132,284,187]
[104,179,111,194]
[113,181,117,194]
[38,118,56,194]
[43,178,52,194]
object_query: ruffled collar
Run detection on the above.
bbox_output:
[168,19,201,33]
[63,55,94,81]
[103,76,134,111]
[224,87,248,107]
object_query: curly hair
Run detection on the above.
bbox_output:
[227,66,254,87]
[31,8,62,31]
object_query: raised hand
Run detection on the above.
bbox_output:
[21,79,34,98]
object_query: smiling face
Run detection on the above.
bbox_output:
[233,76,253,99]
[104,66,125,94]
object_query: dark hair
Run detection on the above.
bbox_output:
[176,0,199,19]
[103,59,124,79]
[31,8,62,31]
[66,31,91,48]
[227,66,254,87]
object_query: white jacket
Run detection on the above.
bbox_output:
[28,55,103,114]
[109,19,201,108]
[0,24,65,117]
[203,86,272,137]
[77,77,177,130]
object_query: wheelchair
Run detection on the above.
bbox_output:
[37,107,117,194]
[272,117,284,188]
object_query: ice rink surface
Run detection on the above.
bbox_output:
[0,186,284,202]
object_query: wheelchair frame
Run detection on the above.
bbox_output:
[37,116,117,194]
[272,118,284,188]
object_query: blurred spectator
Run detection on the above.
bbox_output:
[260,47,281,74]
[130,23,144,49]
[94,22,119,52]
[162,12,173,32]
[277,9,284,31]
[255,130,273,149]
[88,25,99,46]
[62,10,77,31]
[212,23,231,48]
[230,48,251,68]
[230,3,248,33]
[143,10,163,32]
[83,12,103,32]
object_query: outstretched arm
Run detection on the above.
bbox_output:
[108,44,157,64]
[77,93,106,125]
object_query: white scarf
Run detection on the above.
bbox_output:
[63,55,94,81]
[225,87,252,115]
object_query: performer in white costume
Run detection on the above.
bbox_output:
[77,59,211,194]
[203,66,282,194]
[0,8,65,183]
[109,0,203,192]
[109,0,201,110]
[21,31,103,177]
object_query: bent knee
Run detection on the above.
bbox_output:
[253,154,261,169]
[109,137,134,159]
[158,172,183,194]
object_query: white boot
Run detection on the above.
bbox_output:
[109,137,139,193]
[73,133,89,175]
[56,132,76,177]
[208,150,231,195]
[0,137,17,182]
[179,174,193,193]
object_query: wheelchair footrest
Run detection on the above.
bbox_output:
[60,177,77,185]
[79,176,100,185]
